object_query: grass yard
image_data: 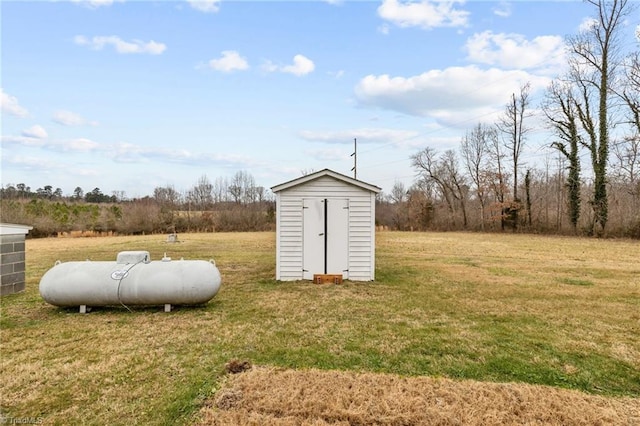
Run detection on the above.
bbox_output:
[1,231,638,424]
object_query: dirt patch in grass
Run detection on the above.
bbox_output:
[197,366,640,425]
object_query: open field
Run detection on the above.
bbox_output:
[1,232,639,425]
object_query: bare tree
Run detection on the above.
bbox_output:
[612,136,639,195]
[413,148,449,204]
[406,182,434,231]
[112,190,127,202]
[255,186,266,203]
[390,180,407,204]
[567,0,631,234]
[228,170,257,204]
[554,154,567,230]
[619,51,640,136]
[188,175,214,209]
[411,148,468,229]
[389,180,408,230]
[524,169,533,228]
[487,128,509,230]
[496,82,532,229]
[441,150,469,228]
[542,80,583,231]
[461,123,495,230]
[411,147,455,227]
[614,51,640,196]
[212,176,229,203]
[153,185,181,207]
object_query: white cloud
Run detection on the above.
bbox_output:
[465,31,565,73]
[299,128,419,146]
[1,89,29,117]
[105,141,261,168]
[263,55,315,76]
[187,0,220,13]
[71,0,123,8]
[22,125,48,139]
[427,106,505,129]
[282,55,315,76]
[492,1,511,18]
[377,0,470,30]
[207,51,249,72]
[1,135,47,147]
[354,66,550,126]
[378,23,391,35]
[109,142,146,163]
[578,17,599,33]
[60,138,101,152]
[74,35,166,55]
[2,132,101,151]
[52,110,98,126]
[5,155,64,171]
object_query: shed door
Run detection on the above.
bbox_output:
[303,198,324,280]
[303,198,349,280]
[327,199,349,278]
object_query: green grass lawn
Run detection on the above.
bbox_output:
[1,232,638,425]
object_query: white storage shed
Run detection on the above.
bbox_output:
[271,169,381,281]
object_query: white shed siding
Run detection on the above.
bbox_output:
[347,193,375,281]
[274,172,379,281]
[276,196,303,280]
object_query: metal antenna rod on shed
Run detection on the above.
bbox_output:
[350,138,357,179]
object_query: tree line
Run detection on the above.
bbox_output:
[1,0,637,239]
[0,171,275,237]
[0,184,119,203]
[379,0,639,238]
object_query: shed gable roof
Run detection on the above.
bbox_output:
[271,169,381,194]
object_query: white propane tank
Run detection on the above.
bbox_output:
[39,251,221,310]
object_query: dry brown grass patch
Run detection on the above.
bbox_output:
[198,367,640,426]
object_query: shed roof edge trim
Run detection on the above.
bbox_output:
[271,168,381,193]
[0,223,34,236]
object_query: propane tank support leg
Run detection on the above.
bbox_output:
[79,305,89,314]
[164,304,172,313]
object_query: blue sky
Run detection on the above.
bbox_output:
[2,0,638,198]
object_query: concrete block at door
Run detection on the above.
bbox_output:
[313,274,343,284]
